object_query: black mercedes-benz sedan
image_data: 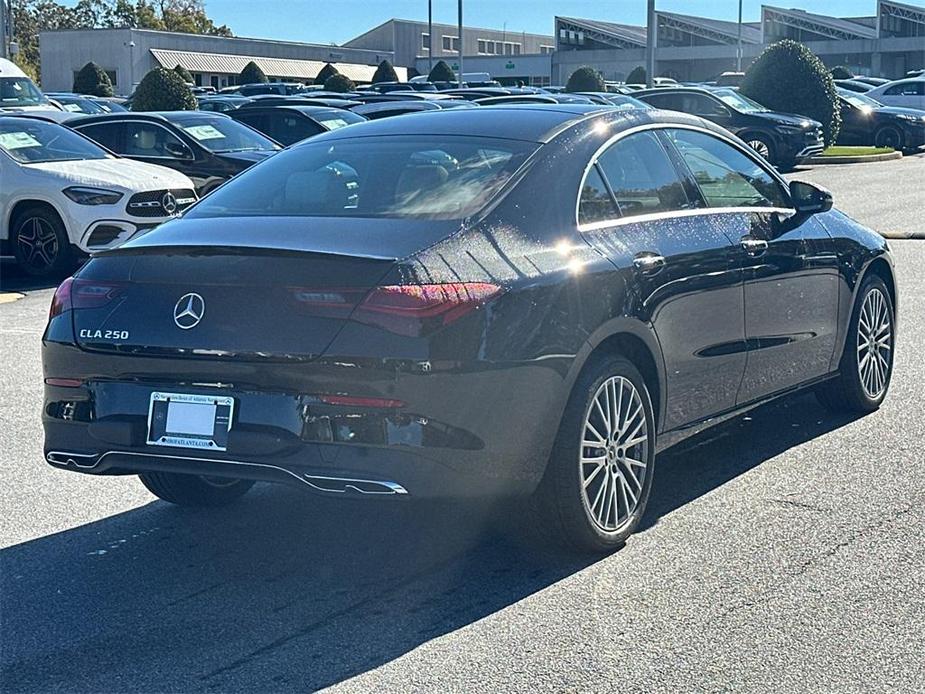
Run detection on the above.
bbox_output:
[68,112,281,196]
[42,105,897,553]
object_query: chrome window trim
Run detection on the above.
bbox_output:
[575,121,795,232]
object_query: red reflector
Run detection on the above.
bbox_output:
[319,395,405,409]
[44,378,84,388]
[48,277,74,319]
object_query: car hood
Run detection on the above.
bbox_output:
[758,111,822,128]
[23,158,194,192]
[214,149,277,167]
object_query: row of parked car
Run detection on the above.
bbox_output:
[2,57,923,278]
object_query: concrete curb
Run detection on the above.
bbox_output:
[881,230,925,240]
[0,292,25,304]
[806,151,903,165]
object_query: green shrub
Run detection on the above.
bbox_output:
[239,61,268,85]
[132,67,197,111]
[324,74,355,93]
[626,65,647,84]
[830,65,853,80]
[173,64,194,84]
[371,59,399,84]
[566,66,605,92]
[741,40,841,145]
[315,63,339,86]
[427,60,456,83]
[72,62,113,97]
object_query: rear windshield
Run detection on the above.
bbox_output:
[187,135,537,221]
[0,77,49,108]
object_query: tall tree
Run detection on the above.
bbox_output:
[10,0,233,78]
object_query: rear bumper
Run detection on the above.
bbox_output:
[42,344,572,500]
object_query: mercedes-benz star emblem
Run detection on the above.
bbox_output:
[162,191,178,215]
[173,293,204,330]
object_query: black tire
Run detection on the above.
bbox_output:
[12,206,74,278]
[532,355,657,554]
[743,132,776,165]
[816,275,895,413]
[874,126,903,150]
[139,472,255,506]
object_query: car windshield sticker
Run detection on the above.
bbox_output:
[0,132,41,150]
[321,118,351,130]
[183,124,225,141]
[62,103,83,112]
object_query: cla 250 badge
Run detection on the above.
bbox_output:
[79,329,130,340]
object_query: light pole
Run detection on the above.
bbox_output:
[427,0,433,75]
[125,38,135,95]
[457,0,463,86]
[736,0,743,72]
[645,0,656,88]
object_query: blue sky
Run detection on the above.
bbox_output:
[197,0,885,43]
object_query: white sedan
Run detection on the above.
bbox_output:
[863,77,925,110]
[1,116,196,277]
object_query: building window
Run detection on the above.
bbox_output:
[422,33,430,49]
[442,35,460,51]
[513,44,521,55]
[540,45,554,54]
[478,39,486,53]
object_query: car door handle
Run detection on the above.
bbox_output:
[740,236,769,255]
[633,252,666,275]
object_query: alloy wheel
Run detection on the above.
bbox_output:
[875,128,901,150]
[579,376,650,532]
[856,287,892,399]
[16,217,60,271]
[747,139,771,159]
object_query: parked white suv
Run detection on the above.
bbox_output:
[0,58,58,113]
[1,116,197,276]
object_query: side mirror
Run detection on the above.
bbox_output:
[165,141,193,159]
[789,180,833,215]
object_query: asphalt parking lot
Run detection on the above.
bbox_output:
[1,155,923,693]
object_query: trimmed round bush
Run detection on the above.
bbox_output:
[314,63,339,86]
[239,61,267,85]
[132,67,197,111]
[372,59,399,84]
[566,66,605,92]
[830,65,853,80]
[741,39,841,145]
[626,65,647,84]
[324,74,355,93]
[427,60,456,83]
[173,64,193,84]
[73,62,113,97]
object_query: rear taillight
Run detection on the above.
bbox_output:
[49,277,74,319]
[354,283,503,336]
[50,277,125,320]
[290,282,503,336]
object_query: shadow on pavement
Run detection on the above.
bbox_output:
[0,260,68,293]
[0,392,860,692]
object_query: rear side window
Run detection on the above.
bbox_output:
[595,131,689,218]
[75,122,122,151]
[639,93,683,110]
[884,82,923,96]
[187,135,537,221]
[665,129,788,208]
[578,166,618,225]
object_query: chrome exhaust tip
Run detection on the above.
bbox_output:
[303,474,408,495]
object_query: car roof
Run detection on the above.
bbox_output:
[633,86,717,98]
[69,111,232,126]
[300,105,715,145]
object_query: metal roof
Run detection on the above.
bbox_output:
[657,11,763,44]
[149,48,406,83]
[556,17,648,47]
[761,6,878,40]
